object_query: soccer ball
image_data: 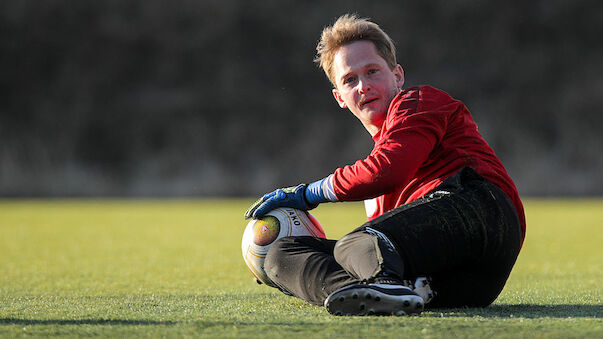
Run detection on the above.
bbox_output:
[241,207,326,287]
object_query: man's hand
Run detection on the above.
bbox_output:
[244,184,318,220]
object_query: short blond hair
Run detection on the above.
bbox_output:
[315,14,397,86]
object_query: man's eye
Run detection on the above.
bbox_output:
[368,68,378,75]
[344,76,356,85]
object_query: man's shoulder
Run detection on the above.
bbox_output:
[390,85,456,113]
[403,85,454,103]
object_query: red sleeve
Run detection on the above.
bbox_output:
[332,88,456,201]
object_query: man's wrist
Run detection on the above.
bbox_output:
[305,175,338,205]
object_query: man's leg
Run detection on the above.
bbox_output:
[333,167,522,308]
[264,236,359,306]
[264,235,424,315]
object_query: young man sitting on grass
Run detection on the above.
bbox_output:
[246,14,525,316]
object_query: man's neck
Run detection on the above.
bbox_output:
[365,124,380,137]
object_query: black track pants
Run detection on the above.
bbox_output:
[264,167,523,308]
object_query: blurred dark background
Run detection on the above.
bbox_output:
[1,0,601,197]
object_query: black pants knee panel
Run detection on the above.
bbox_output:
[334,229,405,282]
[333,232,380,280]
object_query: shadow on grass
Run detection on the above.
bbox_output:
[0,318,176,326]
[425,304,603,318]
[243,294,602,319]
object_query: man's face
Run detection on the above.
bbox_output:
[331,40,404,136]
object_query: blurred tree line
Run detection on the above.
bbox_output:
[1,0,601,197]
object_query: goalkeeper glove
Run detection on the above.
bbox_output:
[245,184,316,220]
[244,176,337,219]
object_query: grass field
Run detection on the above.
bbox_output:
[0,199,601,338]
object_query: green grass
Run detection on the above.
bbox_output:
[0,199,601,338]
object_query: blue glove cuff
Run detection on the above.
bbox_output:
[305,175,338,205]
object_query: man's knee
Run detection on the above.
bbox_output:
[334,228,406,281]
[334,230,383,280]
[334,232,369,264]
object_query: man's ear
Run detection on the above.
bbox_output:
[332,88,347,109]
[394,64,405,89]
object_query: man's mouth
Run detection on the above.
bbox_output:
[360,97,378,107]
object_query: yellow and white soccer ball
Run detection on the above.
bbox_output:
[241,207,326,287]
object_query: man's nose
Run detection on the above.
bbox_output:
[358,78,371,93]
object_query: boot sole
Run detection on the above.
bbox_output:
[324,285,424,316]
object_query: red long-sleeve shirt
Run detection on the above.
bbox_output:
[331,85,526,241]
